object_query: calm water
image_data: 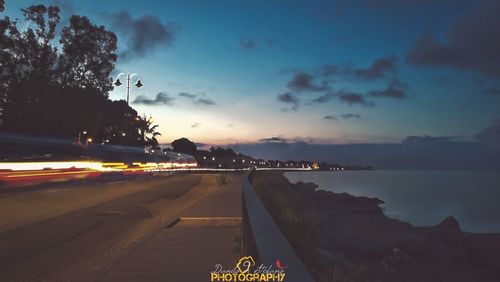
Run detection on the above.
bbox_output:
[284,170,500,233]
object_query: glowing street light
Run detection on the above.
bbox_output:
[114,73,144,105]
[86,137,93,148]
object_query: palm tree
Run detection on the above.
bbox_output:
[137,115,161,149]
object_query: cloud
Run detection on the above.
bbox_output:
[195,98,216,105]
[406,2,500,77]
[286,72,330,93]
[353,55,398,79]
[341,113,361,119]
[324,113,361,121]
[338,91,375,107]
[191,122,201,128]
[277,92,299,111]
[132,92,174,106]
[108,11,179,61]
[312,92,336,103]
[481,87,500,96]
[240,38,256,50]
[312,90,374,107]
[321,55,398,80]
[323,115,338,121]
[227,122,235,127]
[259,137,287,143]
[282,55,407,108]
[178,92,216,106]
[178,92,197,99]
[369,77,409,99]
[403,135,456,144]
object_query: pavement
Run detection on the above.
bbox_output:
[98,173,243,282]
[0,173,243,282]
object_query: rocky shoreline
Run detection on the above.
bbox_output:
[250,171,500,282]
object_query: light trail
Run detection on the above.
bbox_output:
[0,161,198,186]
[0,161,312,187]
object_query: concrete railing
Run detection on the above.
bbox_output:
[241,172,315,282]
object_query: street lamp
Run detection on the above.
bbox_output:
[114,73,144,105]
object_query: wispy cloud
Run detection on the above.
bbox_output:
[277,92,299,111]
[240,37,256,50]
[108,11,179,61]
[132,92,175,106]
[324,113,362,121]
[177,92,216,106]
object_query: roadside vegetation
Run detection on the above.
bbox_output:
[216,174,231,186]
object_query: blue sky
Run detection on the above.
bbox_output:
[4,0,500,146]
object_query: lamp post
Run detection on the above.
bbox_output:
[77,130,87,145]
[114,73,144,105]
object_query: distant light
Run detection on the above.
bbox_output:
[82,131,87,135]
[203,156,206,160]
[122,133,126,136]
[87,138,92,142]
[233,159,236,162]
[212,157,215,161]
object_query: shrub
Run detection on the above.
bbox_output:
[216,174,231,186]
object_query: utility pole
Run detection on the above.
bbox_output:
[126,73,131,105]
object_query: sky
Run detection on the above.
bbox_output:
[3,0,500,167]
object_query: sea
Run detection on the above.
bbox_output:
[284,170,500,233]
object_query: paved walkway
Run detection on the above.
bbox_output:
[98,173,243,282]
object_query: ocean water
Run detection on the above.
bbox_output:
[284,170,500,233]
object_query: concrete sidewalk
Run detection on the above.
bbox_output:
[98,173,243,282]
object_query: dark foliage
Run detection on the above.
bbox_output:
[171,137,197,155]
[0,2,160,148]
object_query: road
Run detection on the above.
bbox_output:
[0,174,227,281]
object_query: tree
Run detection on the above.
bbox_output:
[171,138,197,155]
[0,3,161,148]
[57,15,117,95]
[0,5,61,134]
[137,116,161,148]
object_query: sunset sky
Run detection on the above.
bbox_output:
[4,0,500,147]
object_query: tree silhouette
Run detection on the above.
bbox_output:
[58,15,117,94]
[171,138,197,155]
[0,2,161,148]
[0,5,60,134]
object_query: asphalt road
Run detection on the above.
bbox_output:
[0,174,214,281]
